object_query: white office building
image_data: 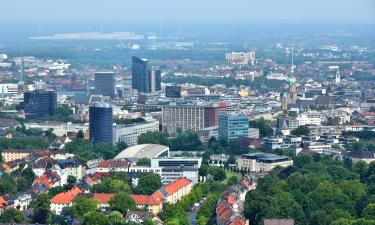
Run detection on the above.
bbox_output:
[113,118,159,145]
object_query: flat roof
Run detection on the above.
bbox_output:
[114,144,169,160]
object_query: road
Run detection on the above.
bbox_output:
[188,206,198,225]
[188,197,206,225]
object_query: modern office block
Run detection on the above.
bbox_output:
[94,72,115,98]
[132,56,161,93]
[89,103,113,143]
[23,90,57,120]
[218,114,249,140]
[132,56,149,93]
[162,103,226,134]
[149,69,161,92]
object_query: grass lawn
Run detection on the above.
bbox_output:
[224,170,242,183]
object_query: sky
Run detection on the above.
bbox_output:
[1,0,375,24]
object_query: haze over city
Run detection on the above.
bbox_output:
[0,1,374,225]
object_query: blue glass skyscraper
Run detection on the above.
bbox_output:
[89,103,113,143]
[132,56,150,93]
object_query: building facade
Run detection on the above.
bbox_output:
[162,103,226,134]
[114,119,159,146]
[23,90,57,120]
[132,56,150,93]
[94,72,115,98]
[89,103,113,143]
[219,115,249,140]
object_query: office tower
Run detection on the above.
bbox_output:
[162,103,226,134]
[132,56,149,93]
[132,56,161,93]
[165,86,182,98]
[149,69,161,92]
[89,103,113,143]
[218,115,249,140]
[94,72,115,98]
[23,90,57,120]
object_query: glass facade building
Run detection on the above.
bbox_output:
[132,56,150,93]
[94,72,115,98]
[23,90,57,120]
[89,103,113,143]
[218,114,249,140]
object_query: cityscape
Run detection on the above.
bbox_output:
[0,0,374,225]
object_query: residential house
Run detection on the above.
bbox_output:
[92,193,114,208]
[129,194,163,214]
[50,187,82,215]
[153,177,192,204]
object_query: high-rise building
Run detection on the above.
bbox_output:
[132,56,161,93]
[89,103,113,143]
[132,56,149,93]
[162,103,226,134]
[94,72,115,98]
[218,115,249,140]
[149,69,161,92]
[23,90,57,120]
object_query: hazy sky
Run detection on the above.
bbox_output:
[1,0,375,23]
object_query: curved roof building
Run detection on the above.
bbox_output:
[114,144,169,161]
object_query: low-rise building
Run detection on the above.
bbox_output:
[50,187,81,215]
[236,153,293,172]
[92,193,114,208]
[1,149,46,162]
[347,151,375,164]
[113,118,159,146]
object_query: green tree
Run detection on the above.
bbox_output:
[309,181,354,213]
[0,173,16,194]
[137,157,151,166]
[76,130,84,139]
[109,192,136,214]
[208,166,226,181]
[249,118,273,137]
[91,177,130,193]
[70,197,98,220]
[291,125,311,136]
[65,175,77,190]
[82,211,109,225]
[32,193,51,224]
[134,173,163,195]
[108,211,126,225]
[363,203,375,219]
[0,208,24,223]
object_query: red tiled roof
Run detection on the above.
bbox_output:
[93,193,115,203]
[97,160,109,167]
[50,187,81,204]
[151,191,164,202]
[0,197,6,206]
[229,216,247,225]
[227,194,237,206]
[162,178,191,195]
[129,194,162,205]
